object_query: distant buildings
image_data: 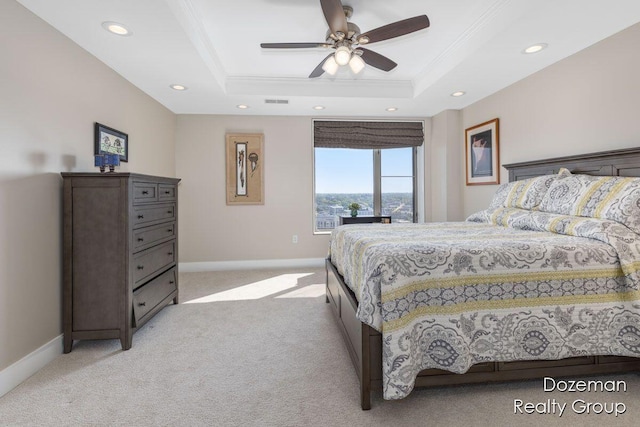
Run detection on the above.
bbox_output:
[315,200,389,231]
[328,205,344,215]
[316,214,339,231]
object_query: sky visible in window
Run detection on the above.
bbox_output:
[315,147,413,193]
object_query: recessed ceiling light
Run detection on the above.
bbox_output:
[451,91,466,97]
[313,105,325,110]
[236,104,249,109]
[170,84,187,91]
[523,43,548,54]
[102,21,132,36]
[386,107,398,112]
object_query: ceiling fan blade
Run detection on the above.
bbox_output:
[321,0,348,38]
[359,15,430,44]
[309,54,333,78]
[261,42,329,49]
[358,48,397,72]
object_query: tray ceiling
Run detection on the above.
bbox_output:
[16,0,640,117]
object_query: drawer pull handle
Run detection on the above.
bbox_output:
[167,229,173,233]
[167,210,172,214]
[142,190,149,195]
[138,301,146,307]
[168,252,173,256]
[137,238,144,242]
[164,191,171,194]
[138,215,144,219]
[137,265,144,270]
[169,280,175,284]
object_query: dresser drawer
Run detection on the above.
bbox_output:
[158,184,177,202]
[133,182,157,203]
[133,241,176,285]
[133,222,176,252]
[133,268,177,325]
[132,203,175,227]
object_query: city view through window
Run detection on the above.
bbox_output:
[315,147,415,231]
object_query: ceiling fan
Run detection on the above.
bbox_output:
[260,0,430,78]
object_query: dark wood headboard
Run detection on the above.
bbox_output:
[503,147,640,182]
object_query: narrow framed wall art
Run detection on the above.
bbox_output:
[225,133,264,205]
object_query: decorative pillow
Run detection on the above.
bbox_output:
[487,181,514,209]
[484,169,568,212]
[539,173,640,234]
[557,167,572,178]
[466,210,490,223]
[502,174,558,210]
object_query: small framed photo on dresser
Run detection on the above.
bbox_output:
[94,122,128,162]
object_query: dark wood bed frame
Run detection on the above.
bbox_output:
[326,147,640,409]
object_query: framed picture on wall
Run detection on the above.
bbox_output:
[94,123,128,162]
[225,133,264,205]
[465,118,499,185]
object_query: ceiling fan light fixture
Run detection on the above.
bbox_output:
[349,55,365,74]
[322,55,339,75]
[259,5,431,79]
[334,46,351,66]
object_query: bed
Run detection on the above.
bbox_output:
[325,147,640,409]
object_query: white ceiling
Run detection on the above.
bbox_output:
[16,0,640,117]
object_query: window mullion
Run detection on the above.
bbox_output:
[413,146,418,222]
[373,149,381,216]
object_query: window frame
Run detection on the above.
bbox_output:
[312,120,424,235]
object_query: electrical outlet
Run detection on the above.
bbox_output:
[292,235,298,244]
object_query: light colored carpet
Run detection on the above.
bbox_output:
[1,267,639,426]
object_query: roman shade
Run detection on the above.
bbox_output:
[313,121,424,149]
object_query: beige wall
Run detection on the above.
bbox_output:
[0,1,176,371]
[462,22,640,217]
[176,115,326,262]
[429,110,463,221]
[175,115,432,263]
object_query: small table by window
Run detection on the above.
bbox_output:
[339,215,392,225]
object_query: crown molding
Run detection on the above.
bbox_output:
[226,76,414,98]
[165,0,227,90]
[412,0,522,96]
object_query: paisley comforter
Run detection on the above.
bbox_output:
[329,208,640,400]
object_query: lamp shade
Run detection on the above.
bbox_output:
[334,46,351,66]
[322,55,339,75]
[349,55,365,74]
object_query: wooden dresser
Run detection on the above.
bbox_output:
[62,173,181,352]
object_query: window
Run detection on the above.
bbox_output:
[381,147,416,223]
[315,148,374,232]
[313,120,423,233]
[314,147,417,232]
[313,128,422,233]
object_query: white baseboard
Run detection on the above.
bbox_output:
[0,334,63,398]
[179,257,325,272]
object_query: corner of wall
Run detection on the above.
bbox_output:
[428,109,463,221]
